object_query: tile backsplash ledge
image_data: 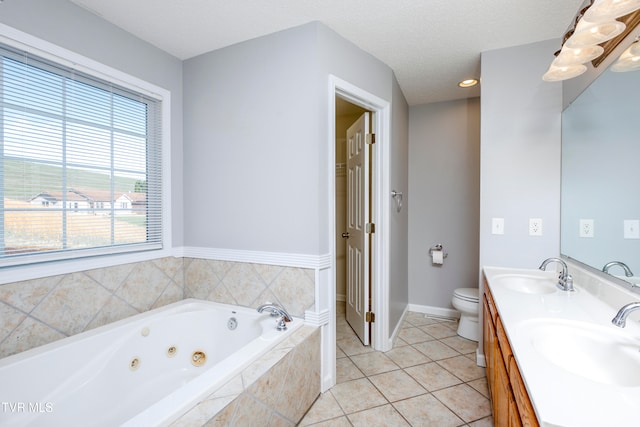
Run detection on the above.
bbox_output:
[0,257,315,359]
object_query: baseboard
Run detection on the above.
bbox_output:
[389,305,410,348]
[476,349,486,367]
[407,303,460,319]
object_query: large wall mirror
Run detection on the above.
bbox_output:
[561,39,640,286]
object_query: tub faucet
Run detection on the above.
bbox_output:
[611,302,640,328]
[257,303,292,331]
[602,261,634,277]
[539,257,574,291]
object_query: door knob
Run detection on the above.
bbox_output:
[341,232,350,239]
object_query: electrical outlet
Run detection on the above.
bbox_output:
[579,219,594,238]
[491,218,504,235]
[624,220,640,239]
[529,218,542,236]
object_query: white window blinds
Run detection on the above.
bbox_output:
[0,43,163,267]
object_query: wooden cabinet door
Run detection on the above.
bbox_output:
[509,358,539,427]
[483,297,495,399]
[493,344,510,427]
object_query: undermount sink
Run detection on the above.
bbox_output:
[491,274,558,295]
[519,318,640,387]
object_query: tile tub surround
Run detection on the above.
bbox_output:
[171,325,321,426]
[0,256,315,359]
[0,257,185,359]
[183,257,315,318]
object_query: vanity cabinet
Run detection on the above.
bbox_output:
[483,277,538,427]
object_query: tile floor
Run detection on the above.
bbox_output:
[299,305,494,426]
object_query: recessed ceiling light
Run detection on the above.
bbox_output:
[458,79,479,88]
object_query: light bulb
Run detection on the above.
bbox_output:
[584,0,640,21]
[565,18,626,48]
[554,45,604,66]
[542,63,587,81]
[629,41,640,56]
[611,41,640,71]
[458,79,478,88]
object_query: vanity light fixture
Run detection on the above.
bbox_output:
[543,0,640,81]
[584,0,640,21]
[564,17,626,48]
[458,78,478,88]
[554,44,605,67]
[542,63,588,81]
[611,38,640,70]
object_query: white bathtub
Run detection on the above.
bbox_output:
[0,299,302,427]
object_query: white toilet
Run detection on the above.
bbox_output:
[451,288,479,342]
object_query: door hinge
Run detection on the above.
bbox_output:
[365,223,375,234]
[366,311,375,323]
[366,133,376,144]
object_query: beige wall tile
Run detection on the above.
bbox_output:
[85,295,138,330]
[221,263,266,306]
[272,329,320,422]
[116,262,171,311]
[0,276,61,312]
[85,263,134,292]
[1,317,65,358]
[0,303,25,342]
[30,272,111,335]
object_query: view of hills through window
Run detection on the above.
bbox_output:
[4,159,147,255]
[1,51,160,261]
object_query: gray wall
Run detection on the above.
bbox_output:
[478,39,563,356]
[408,98,481,309]
[479,39,562,271]
[389,77,410,329]
[0,0,185,247]
[183,22,410,335]
[183,24,321,254]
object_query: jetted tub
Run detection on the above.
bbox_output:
[0,299,302,426]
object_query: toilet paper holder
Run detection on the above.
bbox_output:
[429,244,448,259]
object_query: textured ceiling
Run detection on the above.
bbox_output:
[69,0,585,105]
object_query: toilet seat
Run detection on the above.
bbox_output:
[453,287,479,303]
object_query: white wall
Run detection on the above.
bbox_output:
[0,0,185,246]
[408,98,480,310]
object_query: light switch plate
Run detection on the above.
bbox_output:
[624,220,640,239]
[491,218,504,235]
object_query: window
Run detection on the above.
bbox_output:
[0,41,164,267]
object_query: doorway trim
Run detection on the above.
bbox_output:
[323,75,391,390]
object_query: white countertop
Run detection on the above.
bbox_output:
[483,266,640,427]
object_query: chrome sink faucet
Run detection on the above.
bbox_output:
[539,257,574,291]
[257,303,293,331]
[611,302,640,328]
[602,261,634,277]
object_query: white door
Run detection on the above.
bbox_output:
[345,112,371,345]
